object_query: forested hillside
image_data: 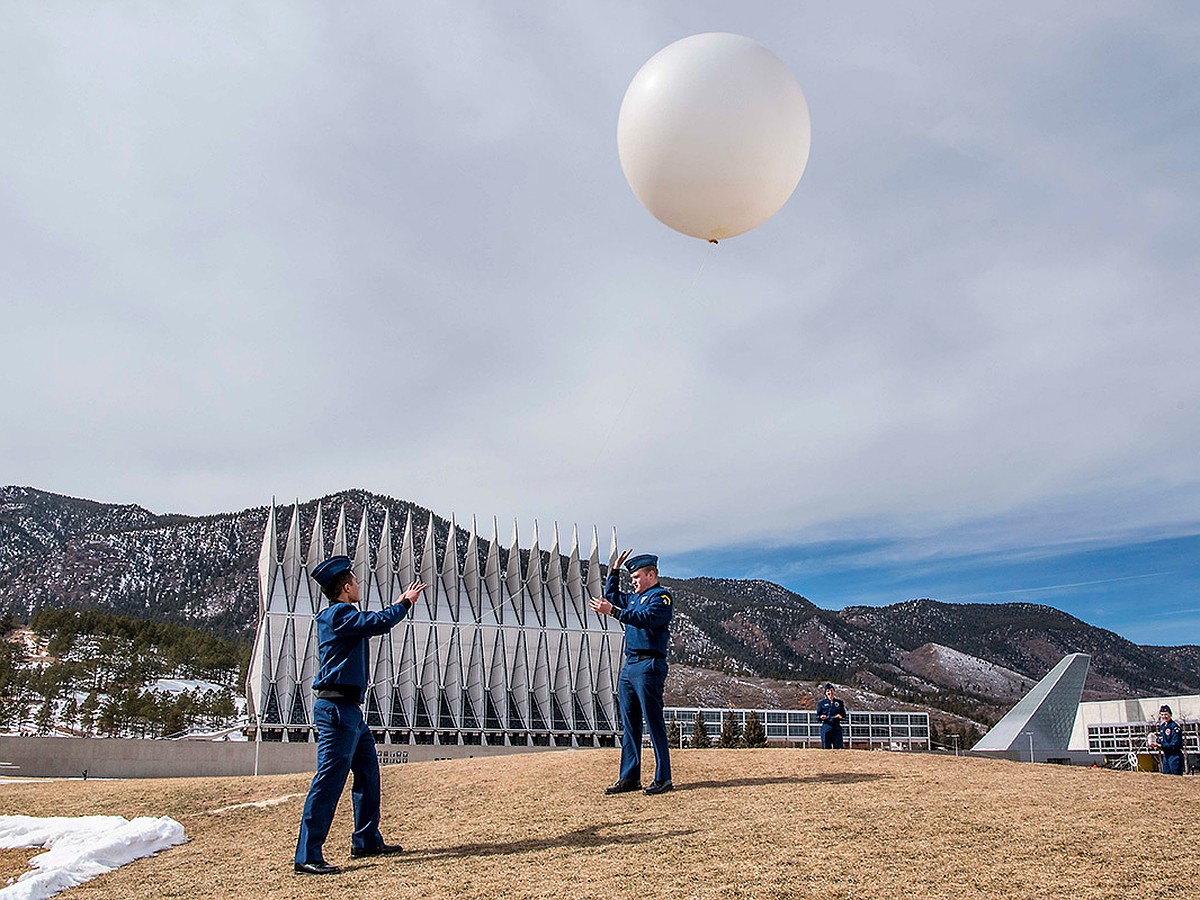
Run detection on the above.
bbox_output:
[0,609,247,738]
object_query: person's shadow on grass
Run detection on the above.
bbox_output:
[403,821,697,861]
[676,772,890,791]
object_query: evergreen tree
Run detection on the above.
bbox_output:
[162,697,188,737]
[212,688,237,726]
[62,695,79,730]
[667,715,681,749]
[718,709,743,748]
[36,696,54,735]
[80,691,99,735]
[690,710,712,749]
[98,695,122,737]
[742,710,767,747]
[14,684,33,732]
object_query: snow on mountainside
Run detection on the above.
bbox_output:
[897,643,1035,698]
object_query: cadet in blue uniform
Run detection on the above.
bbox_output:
[816,683,847,749]
[589,549,674,796]
[1155,704,1185,775]
[294,555,427,876]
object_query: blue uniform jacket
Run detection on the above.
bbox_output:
[1159,720,1184,755]
[604,572,672,658]
[313,600,411,697]
[817,697,846,729]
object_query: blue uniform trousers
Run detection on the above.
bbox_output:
[1161,752,1185,775]
[821,724,844,749]
[295,698,384,864]
[618,656,671,784]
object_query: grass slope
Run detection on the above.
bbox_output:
[0,750,1193,899]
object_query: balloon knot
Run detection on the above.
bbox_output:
[708,239,719,245]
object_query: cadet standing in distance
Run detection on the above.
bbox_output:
[816,683,847,749]
[294,555,427,876]
[1155,704,1185,775]
[589,549,674,795]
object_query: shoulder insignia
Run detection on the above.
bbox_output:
[661,592,671,605]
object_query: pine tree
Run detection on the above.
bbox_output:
[163,697,188,737]
[62,695,79,730]
[211,689,237,726]
[98,695,122,737]
[742,710,767,747]
[718,709,743,748]
[80,691,99,735]
[35,696,54,735]
[690,710,712,749]
[667,715,681,749]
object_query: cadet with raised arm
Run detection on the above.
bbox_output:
[589,549,674,796]
[294,555,427,876]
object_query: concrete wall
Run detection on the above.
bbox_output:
[0,736,560,779]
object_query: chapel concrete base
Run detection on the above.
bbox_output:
[0,735,565,779]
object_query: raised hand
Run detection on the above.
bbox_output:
[615,548,633,571]
[589,595,614,617]
[399,580,428,604]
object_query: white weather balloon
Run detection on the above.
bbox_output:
[618,33,811,242]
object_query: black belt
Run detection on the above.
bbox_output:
[315,686,362,704]
[629,651,665,661]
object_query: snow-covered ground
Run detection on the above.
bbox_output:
[151,678,228,694]
[0,815,185,900]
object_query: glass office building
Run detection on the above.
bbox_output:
[664,706,931,750]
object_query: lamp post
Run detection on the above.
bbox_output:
[1024,731,1034,763]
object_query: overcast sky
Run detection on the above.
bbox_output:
[3,4,1198,642]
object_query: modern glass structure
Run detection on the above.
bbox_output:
[246,502,623,747]
[974,653,1197,769]
[971,652,1090,760]
[664,706,931,750]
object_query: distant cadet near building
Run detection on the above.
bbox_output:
[816,683,847,749]
[1152,705,1186,775]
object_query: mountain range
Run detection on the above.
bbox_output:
[3,485,1197,726]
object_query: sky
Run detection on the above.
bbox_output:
[2,3,1198,645]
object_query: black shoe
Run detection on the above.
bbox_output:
[643,780,674,795]
[350,842,403,859]
[294,861,341,876]
[603,778,641,795]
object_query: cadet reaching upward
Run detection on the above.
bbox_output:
[589,550,674,796]
[294,555,427,876]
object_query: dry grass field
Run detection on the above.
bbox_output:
[1,749,1194,899]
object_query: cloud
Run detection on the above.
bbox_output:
[2,2,1198,580]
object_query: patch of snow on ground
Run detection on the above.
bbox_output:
[0,815,186,900]
[151,678,227,694]
[207,792,303,814]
